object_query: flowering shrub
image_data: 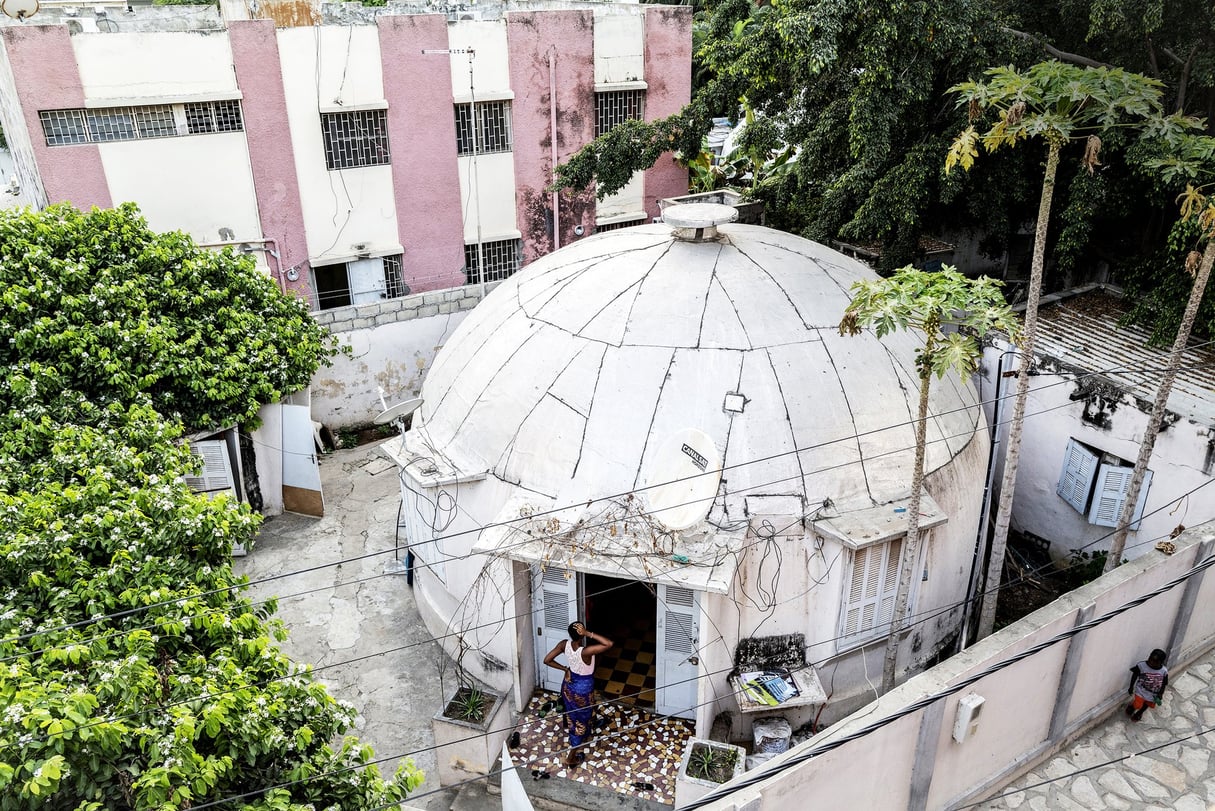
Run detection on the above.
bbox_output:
[0,206,422,809]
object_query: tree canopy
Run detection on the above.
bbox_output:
[556,0,1215,339]
[0,205,421,809]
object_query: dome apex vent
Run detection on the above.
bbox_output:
[662,202,738,242]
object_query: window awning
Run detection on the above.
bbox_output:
[808,493,948,550]
[471,496,743,594]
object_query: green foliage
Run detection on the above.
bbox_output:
[1057,548,1110,590]
[0,204,334,431]
[840,265,1022,380]
[445,687,490,724]
[686,742,737,783]
[0,205,421,809]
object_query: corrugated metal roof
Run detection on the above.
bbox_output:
[1032,289,1215,425]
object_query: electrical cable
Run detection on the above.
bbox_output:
[678,548,1215,810]
[4,367,1203,652]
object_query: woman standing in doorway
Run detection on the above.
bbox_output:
[543,621,613,767]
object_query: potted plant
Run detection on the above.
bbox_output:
[675,738,747,808]
[431,680,513,786]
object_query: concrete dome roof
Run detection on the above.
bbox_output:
[414,217,982,523]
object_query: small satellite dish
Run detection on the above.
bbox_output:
[1,0,38,20]
[640,428,722,531]
[374,397,422,425]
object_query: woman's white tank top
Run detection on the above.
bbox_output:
[566,640,595,675]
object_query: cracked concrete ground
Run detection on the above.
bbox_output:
[236,440,468,810]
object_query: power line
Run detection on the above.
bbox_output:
[679,548,1215,810]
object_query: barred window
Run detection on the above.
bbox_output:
[383,253,409,299]
[40,101,244,146]
[464,238,521,285]
[596,218,647,233]
[596,89,645,137]
[186,100,244,134]
[454,101,513,156]
[321,110,391,171]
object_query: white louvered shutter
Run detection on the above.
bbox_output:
[1056,439,1099,514]
[185,440,236,497]
[1089,465,1153,529]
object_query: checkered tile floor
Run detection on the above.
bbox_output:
[595,620,656,708]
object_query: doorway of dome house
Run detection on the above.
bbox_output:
[583,574,657,709]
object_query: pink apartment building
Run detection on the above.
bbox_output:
[0,1,691,310]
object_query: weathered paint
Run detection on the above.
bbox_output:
[507,9,596,262]
[72,30,237,101]
[642,5,692,214]
[378,14,467,293]
[230,20,313,303]
[2,26,111,209]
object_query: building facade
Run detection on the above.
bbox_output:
[0,1,691,309]
[386,206,992,737]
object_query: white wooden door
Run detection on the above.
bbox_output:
[282,403,323,516]
[534,567,580,692]
[655,584,700,718]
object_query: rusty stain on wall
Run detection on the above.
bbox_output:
[253,0,320,28]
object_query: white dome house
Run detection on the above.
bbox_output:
[387,204,989,734]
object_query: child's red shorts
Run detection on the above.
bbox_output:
[1131,694,1157,711]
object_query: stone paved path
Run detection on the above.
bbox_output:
[979,652,1215,810]
[235,441,462,810]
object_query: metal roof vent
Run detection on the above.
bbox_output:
[662,202,738,242]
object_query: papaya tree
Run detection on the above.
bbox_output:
[945,62,1187,639]
[1104,133,1215,570]
[840,266,1020,691]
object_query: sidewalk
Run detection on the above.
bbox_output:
[979,651,1215,810]
[235,440,462,810]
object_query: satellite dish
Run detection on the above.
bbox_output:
[374,397,422,425]
[2,0,38,20]
[640,428,722,531]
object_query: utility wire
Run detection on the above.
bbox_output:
[679,549,1215,810]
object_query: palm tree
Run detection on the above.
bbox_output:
[1105,134,1215,570]
[945,62,1176,639]
[840,265,1020,692]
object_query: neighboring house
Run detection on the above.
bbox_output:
[979,285,1215,565]
[384,205,992,737]
[0,0,690,310]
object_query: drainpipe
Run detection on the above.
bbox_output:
[548,48,560,251]
[959,345,1018,651]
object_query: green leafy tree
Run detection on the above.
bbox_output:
[1104,134,1215,570]
[944,62,1186,639]
[0,204,422,809]
[840,266,1020,691]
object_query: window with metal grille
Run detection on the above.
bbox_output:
[454,100,513,156]
[839,538,903,644]
[321,109,391,170]
[464,238,522,285]
[185,100,244,134]
[382,253,409,299]
[596,89,645,137]
[596,218,647,233]
[40,102,244,146]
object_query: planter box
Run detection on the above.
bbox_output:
[674,738,747,809]
[431,688,513,786]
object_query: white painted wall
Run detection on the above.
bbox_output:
[447,20,509,100]
[99,134,261,244]
[980,342,1214,564]
[277,26,400,265]
[458,153,519,243]
[447,21,519,248]
[0,40,48,209]
[697,522,1215,811]
[593,10,645,84]
[593,10,646,219]
[72,31,238,102]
